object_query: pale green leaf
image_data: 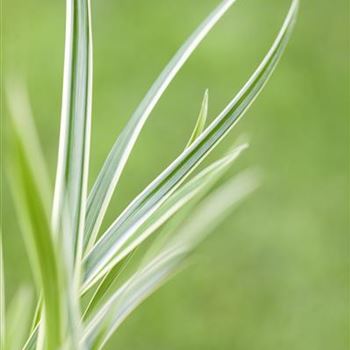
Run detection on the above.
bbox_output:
[82,252,134,321]
[83,170,259,348]
[81,143,247,305]
[5,78,51,212]
[84,0,238,252]
[82,143,247,294]
[82,0,298,293]
[186,89,209,148]
[8,109,63,349]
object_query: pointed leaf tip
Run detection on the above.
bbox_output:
[186,89,209,148]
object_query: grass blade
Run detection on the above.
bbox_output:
[8,105,63,350]
[186,89,209,148]
[22,325,39,350]
[23,327,38,350]
[82,252,134,321]
[52,0,93,268]
[81,143,246,301]
[5,78,51,210]
[5,78,51,347]
[82,0,298,292]
[50,0,93,347]
[84,0,238,252]
[83,170,259,348]
[82,143,247,293]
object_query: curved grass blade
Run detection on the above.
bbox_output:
[84,0,238,252]
[5,79,50,348]
[52,0,93,269]
[82,144,246,292]
[22,326,38,350]
[82,0,298,292]
[83,252,182,350]
[81,143,247,300]
[82,252,134,321]
[30,296,42,332]
[186,89,209,148]
[5,78,51,211]
[83,170,259,348]
[8,112,63,350]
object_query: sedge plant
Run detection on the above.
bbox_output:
[1,0,298,349]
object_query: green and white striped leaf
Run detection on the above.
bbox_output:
[82,0,298,292]
[82,143,247,294]
[84,0,238,252]
[50,0,93,347]
[21,136,241,346]
[81,143,247,307]
[52,0,93,268]
[82,252,134,321]
[22,327,38,350]
[186,89,209,148]
[83,170,259,349]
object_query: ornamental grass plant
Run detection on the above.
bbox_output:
[1,0,298,349]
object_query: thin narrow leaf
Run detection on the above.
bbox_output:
[82,252,134,321]
[50,0,93,347]
[5,78,51,211]
[84,0,238,252]
[52,0,93,267]
[83,170,259,348]
[186,89,209,148]
[8,114,63,349]
[30,296,42,332]
[23,327,38,350]
[82,0,298,292]
[5,287,32,350]
[81,143,247,301]
[0,233,5,350]
[5,80,54,346]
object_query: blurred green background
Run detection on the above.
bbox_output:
[3,0,349,349]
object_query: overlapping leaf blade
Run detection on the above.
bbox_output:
[82,0,298,292]
[83,170,259,348]
[84,0,238,252]
[5,1,298,349]
[186,89,209,148]
[82,143,247,309]
[82,143,246,294]
[82,252,134,321]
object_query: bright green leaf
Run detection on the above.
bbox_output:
[82,0,298,293]
[83,170,259,348]
[84,0,238,253]
[186,89,209,148]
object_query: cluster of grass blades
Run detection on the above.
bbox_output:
[1,0,298,349]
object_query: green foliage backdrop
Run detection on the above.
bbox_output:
[3,0,348,349]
